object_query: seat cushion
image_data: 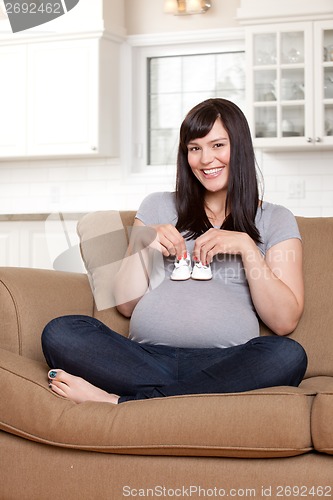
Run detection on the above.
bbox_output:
[300,376,333,455]
[308,378,333,455]
[311,392,333,455]
[0,348,314,458]
[300,376,333,393]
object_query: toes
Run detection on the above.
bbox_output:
[48,369,61,380]
[48,369,71,384]
[48,375,71,397]
[49,381,68,398]
[48,369,70,395]
[49,382,65,396]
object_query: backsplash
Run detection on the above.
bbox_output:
[0,149,332,217]
[257,149,333,217]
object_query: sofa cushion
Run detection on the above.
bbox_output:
[77,211,129,312]
[311,391,333,455]
[300,376,333,393]
[0,267,93,362]
[300,377,333,455]
[0,348,314,459]
[288,217,333,378]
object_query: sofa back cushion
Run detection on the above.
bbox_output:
[260,216,333,378]
[78,212,333,379]
[291,217,333,377]
[78,210,135,336]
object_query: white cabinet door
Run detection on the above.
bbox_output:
[0,223,20,266]
[27,39,99,156]
[0,218,85,272]
[0,45,27,157]
[0,35,117,159]
[314,20,333,147]
[246,20,333,150]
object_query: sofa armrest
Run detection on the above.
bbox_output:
[0,267,94,362]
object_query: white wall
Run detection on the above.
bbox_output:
[0,157,176,214]
[257,150,333,217]
[0,150,332,218]
[124,0,240,35]
[0,0,332,219]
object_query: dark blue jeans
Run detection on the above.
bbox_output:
[41,315,307,404]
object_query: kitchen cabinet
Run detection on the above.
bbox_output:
[0,216,84,271]
[0,45,27,156]
[246,20,333,149]
[0,224,19,267]
[0,36,118,158]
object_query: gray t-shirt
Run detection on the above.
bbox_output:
[129,192,301,348]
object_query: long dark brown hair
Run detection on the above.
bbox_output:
[175,98,262,243]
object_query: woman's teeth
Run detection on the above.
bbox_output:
[203,167,223,175]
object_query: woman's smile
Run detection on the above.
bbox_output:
[202,166,225,178]
[187,118,230,194]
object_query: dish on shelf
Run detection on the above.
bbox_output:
[282,131,302,137]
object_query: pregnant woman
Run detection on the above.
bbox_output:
[42,98,307,404]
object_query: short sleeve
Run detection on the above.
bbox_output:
[135,192,178,226]
[257,203,301,254]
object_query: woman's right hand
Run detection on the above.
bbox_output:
[114,221,186,318]
[150,223,187,259]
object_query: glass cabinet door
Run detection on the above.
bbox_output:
[280,32,305,139]
[248,20,333,149]
[251,27,307,142]
[323,27,333,140]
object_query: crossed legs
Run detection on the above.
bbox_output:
[42,315,307,405]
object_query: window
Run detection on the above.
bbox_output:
[148,51,245,165]
[127,31,245,172]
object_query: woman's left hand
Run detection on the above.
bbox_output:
[192,228,251,264]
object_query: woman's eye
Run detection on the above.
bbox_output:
[213,143,223,148]
[188,146,200,152]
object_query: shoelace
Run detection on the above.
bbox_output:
[174,257,191,267]
[194,261,210,269]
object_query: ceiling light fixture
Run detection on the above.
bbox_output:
[164,0,211,15]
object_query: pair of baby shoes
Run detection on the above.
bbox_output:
[170,254,212,281]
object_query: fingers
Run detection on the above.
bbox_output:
[153,224,187,258]
[193,229,246,264]
[130,223,186,258]
[193,229,221,265]
[193,244,216,266]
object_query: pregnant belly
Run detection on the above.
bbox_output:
[129,279,259,348]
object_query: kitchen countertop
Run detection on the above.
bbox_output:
[0,213,85,221]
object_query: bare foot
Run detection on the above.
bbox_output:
[48,370,120,404]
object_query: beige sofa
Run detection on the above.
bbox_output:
[0,212,332,500]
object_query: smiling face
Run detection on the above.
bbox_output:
[187,118,230,195]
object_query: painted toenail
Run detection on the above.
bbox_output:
[49,371,57,378]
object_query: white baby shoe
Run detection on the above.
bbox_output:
[170,254,192,281]
[191,261,213,281]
